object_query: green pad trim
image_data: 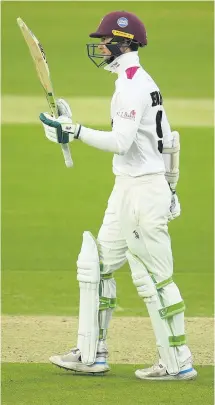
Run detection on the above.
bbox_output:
[99,297,117,310]
[169,335,186,347]
[156,277,173,290]
[101,272,113,280]
[99,328,107,340]
[159,301,185,319]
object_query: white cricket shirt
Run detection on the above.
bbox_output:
[79,52,173,177]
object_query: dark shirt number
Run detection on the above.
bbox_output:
[150,91,163,153]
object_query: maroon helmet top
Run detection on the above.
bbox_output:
[89,11,147,47]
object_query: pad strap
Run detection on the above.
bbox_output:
[99,297,117,310]
[169,335,186,347]
[99,273,117,310]
[99,273,117,341]
[156,277,173,290]
[127,251,182,374]
[159,301,185,319]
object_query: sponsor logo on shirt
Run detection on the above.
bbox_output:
[117,109,136,121]
[111,61,120,69]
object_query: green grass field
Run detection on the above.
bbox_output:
[2,364,214,405]
[2,1,214,405]
[2,1,213,98]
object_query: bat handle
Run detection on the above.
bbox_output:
[61,143,73,168]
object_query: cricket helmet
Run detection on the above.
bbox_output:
[87,11,147,68]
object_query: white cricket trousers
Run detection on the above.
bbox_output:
[97,173,191,365]
[98,173,173,282]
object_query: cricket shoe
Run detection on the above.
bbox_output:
[135,359,197,381]
[49,347,110,374]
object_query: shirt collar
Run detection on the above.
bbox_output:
[104,51,140,76]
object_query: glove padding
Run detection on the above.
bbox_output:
[40,113,81,144]
[57,98,72,119]
[168,191,181,221]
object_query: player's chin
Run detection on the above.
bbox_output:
[103,55,114,65]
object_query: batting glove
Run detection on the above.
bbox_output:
[40,113,81,144]
[56,98,72,119]
[168,189,181,221]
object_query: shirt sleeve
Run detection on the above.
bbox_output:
[161,108,174,174]
[79,87,143,155]
[161,108,173,148]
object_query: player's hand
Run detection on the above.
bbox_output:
[56,98,72,119]
[168,190,181,221]
[39,113,81,144]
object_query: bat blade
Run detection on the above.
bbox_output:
[17,17,73,167]
[17,17,56,116]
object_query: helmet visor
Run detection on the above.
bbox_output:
[87,34,133,68]
[86,42,113,68]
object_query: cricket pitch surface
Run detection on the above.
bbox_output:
[2,316,213,365]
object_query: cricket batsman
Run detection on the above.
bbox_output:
[40,11,197,380]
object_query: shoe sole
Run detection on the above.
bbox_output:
[135,369,197,381]
[50,358,110,375]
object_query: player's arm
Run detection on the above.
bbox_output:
[40,90,143,155]
[79,91,143,154]
[161,110,180,191]
[161,109,181,219]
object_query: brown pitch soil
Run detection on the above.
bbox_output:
[2,316,213,365]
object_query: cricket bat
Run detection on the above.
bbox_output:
[17,17,73,168]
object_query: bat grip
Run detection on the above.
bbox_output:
[53,107,73,168]
[61,144,73,168]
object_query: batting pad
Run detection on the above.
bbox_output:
[77,232,100,365]
[127,251,180,375]
[99,275,117,340]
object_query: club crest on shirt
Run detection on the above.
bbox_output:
[117,109,136,121]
